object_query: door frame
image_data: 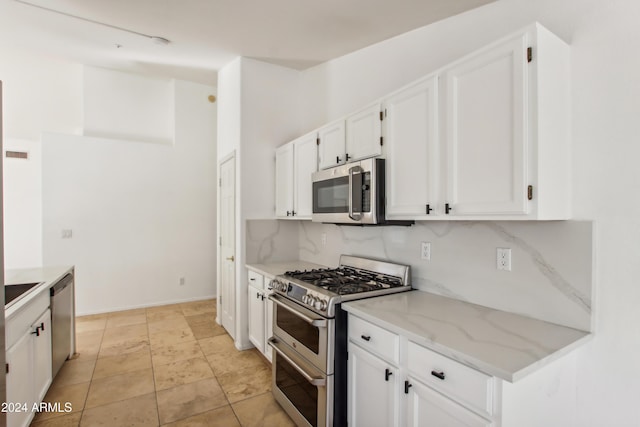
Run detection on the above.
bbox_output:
[217,151,236,338]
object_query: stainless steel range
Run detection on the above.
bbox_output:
[268,255,411,427]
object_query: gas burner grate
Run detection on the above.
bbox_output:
[285,266,403,295]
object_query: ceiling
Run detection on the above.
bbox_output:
[0,0,496,86]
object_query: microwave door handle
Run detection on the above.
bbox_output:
[348,165,363,221]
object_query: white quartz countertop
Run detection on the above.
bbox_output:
[5,266,74,318]
[246,260,328,278]
[342,290,591,382]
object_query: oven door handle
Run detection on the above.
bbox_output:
[268,294,327,328]
[348,165,363,222]
[268,337,327,387]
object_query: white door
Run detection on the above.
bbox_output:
[275,143,294,218]
[348,343,400,427]
[384,76,439,218]
[346,102,382,162]
[293,132,318,218]
[318,120,346,170]
[406,378,492,427]
[219,155,236,338]
[444,34,528,216]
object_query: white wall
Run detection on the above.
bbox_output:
[2,138,42,268]
[292,1,640,425]
[0,47,82,139]
[42,80,217,315]
[216,57,300,349]
[83,66,174,144]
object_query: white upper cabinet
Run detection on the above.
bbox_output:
[384,23,570,220]
[441,23,570,219]
[444,33,528,216]
[275,143,294,217]
[293,132,319,218]
[384,76,439,219]
[276,131,318,219]
[318,120,346,170]
[346,102,383,163]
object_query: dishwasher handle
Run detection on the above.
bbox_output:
[50,274,73,296]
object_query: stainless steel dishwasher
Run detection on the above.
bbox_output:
[50,273,74,377]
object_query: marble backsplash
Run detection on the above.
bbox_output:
[246,219,594,332]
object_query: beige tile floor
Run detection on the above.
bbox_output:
[29,299,295,427]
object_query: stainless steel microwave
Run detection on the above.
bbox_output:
[312,158,396,225]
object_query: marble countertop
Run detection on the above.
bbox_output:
[343,290,591,382]
[246,260,328,278]
[5,266,74,318]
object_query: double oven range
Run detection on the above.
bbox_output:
[268,255,411,427]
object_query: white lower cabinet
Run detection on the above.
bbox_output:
[348,343,400,427]
[406,378,492,427]
[6,291,53,427]
[348,315,494,427]
[247,269,274,362]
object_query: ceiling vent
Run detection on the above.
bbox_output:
[5,150,29,160]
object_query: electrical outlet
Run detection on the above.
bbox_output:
[179,277,186,286]
[497,248,512,271]
[421,242,431,261]
[321,233,327,247]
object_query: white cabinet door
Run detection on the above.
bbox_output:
[444,34,528,216]
[247,284,265,354]
[384,76,439,218]
[406,378,492,427]
[318,120,346,170]
[32,309,52,402]
[275,143,294,218]
[348,343,400,427]
[346,103,382,162]
[293,132,318,218]
[6,332,33,427]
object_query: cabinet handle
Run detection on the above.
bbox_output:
[31,326,40,337]
[426,204,433,214]
[385,368,393,381]
[445,203,452,214]
[404,380,412,394]
[346,153,350,161]
[256,292,261,299]
[336,156,341,164]
[431,370,446,380]
[286,211,291,216]
[261,294,265,301]
[360,335,371,342]
[291,210,296,216]
[250,278,255,281]
[40,322,45,331]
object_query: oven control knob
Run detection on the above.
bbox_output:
[307,296,317,307]
[314,299,327,311]
[302,294,309,304]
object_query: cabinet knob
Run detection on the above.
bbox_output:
[431,370,446,380]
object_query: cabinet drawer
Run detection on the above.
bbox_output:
[407,341,495,417]
[247,270,264,290]
[349,316,399,364]
[6,289,50,349]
